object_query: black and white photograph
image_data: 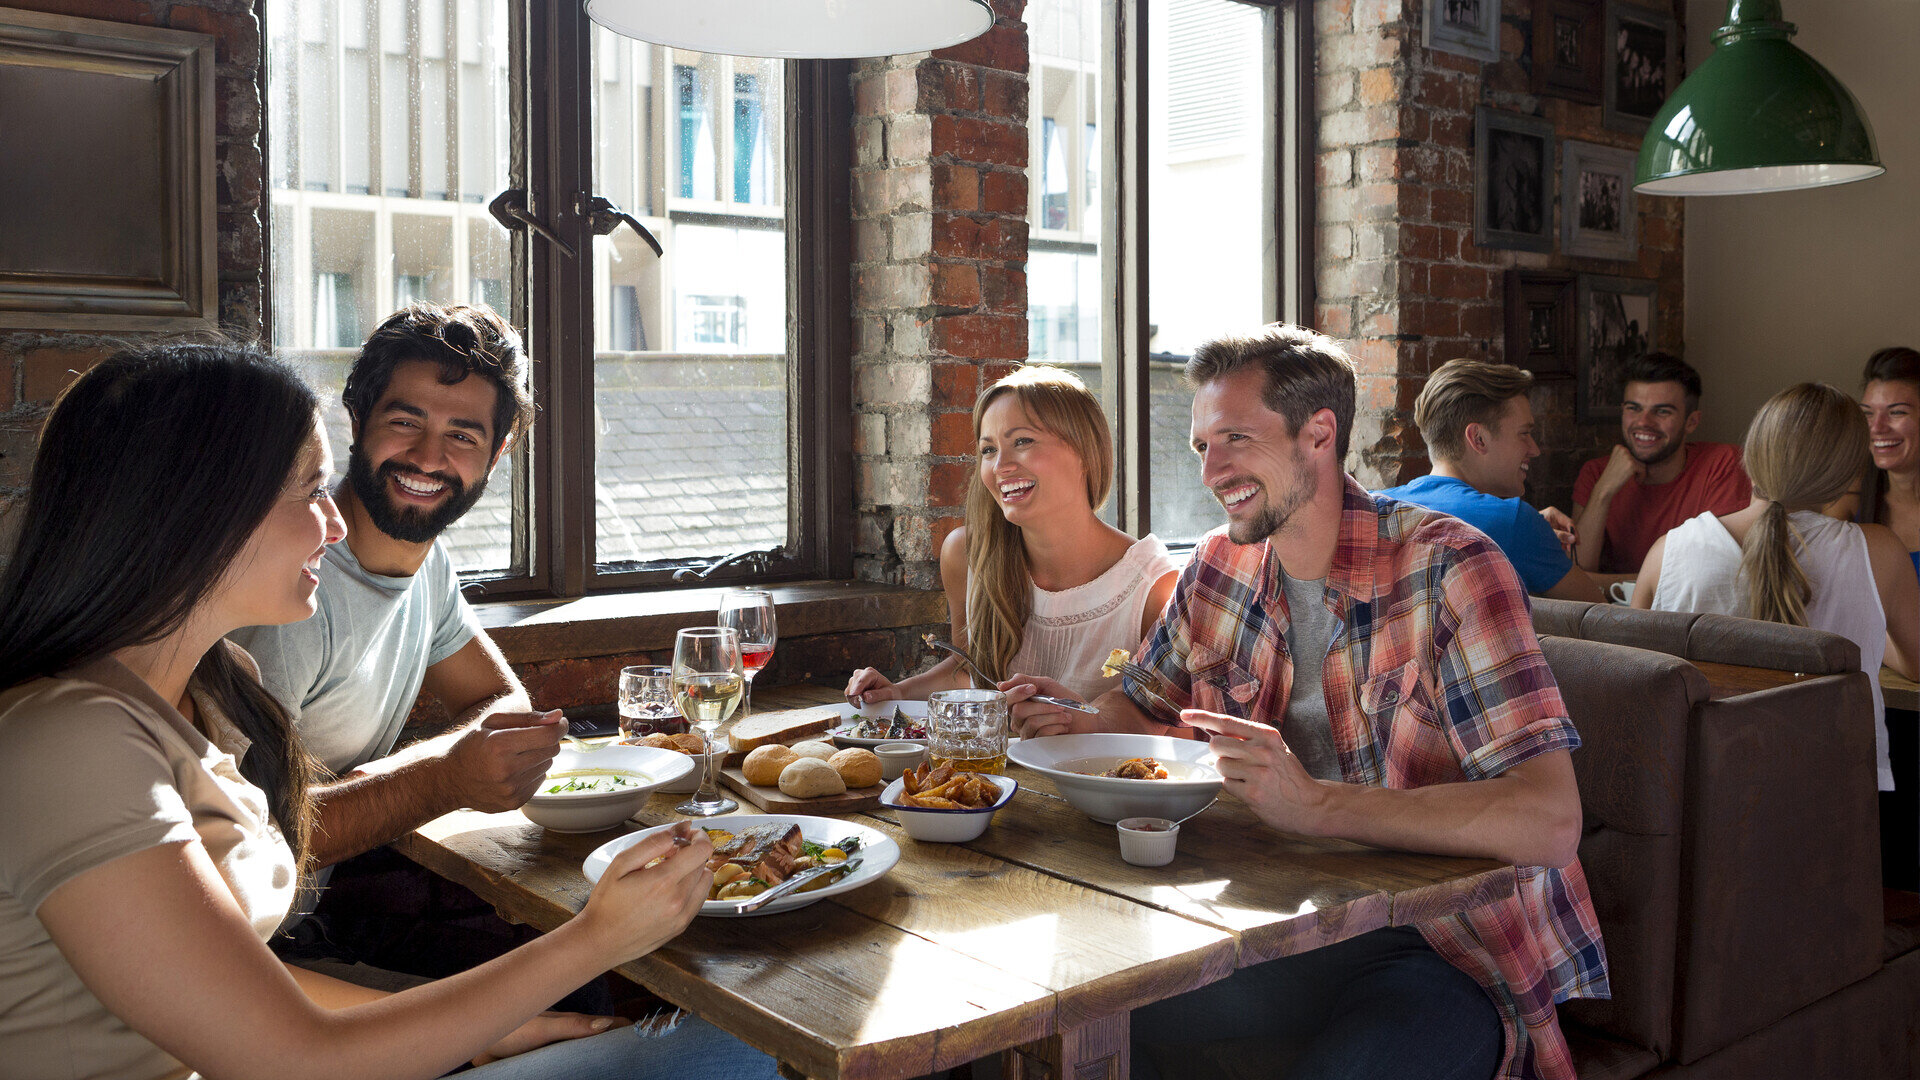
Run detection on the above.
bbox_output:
[1561,140,1638,260]
[1506,269,1576,376]
[1474,107,1555,253]
[1532,0,1602,103]
[1604,2,1678,133]
[1423,0,1501,63]
[1577,274,1658,421]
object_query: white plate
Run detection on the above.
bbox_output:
[826,700,932,747]
[1008,733,1222,825]
[582,814,900,917]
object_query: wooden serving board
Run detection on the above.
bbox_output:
[717,765,884,814]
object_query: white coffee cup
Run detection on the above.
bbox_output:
[1609,580,1636,605]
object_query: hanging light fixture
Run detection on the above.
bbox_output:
[1635,0,1881,196]
[584,0,995,60]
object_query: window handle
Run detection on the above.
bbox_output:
[488,189,577,259]
[672,547,775,583]
[577,193,664,258]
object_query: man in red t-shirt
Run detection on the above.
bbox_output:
[1573,352,1753,576]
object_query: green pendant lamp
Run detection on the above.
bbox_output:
[1635,0,1881,195]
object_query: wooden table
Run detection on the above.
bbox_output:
[1883,666,1919,713]
[397,686,1518,1080]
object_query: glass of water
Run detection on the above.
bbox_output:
[928,688,1010,775]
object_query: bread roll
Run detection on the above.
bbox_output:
[789,740,838,762]
[829,748,882,789]
[742,744,799,786]
[778,757,846,799]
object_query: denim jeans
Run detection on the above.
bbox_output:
[464,1011,779,1080]
[1129,925,1502,1080]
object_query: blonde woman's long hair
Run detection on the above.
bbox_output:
[965,366,1115,684]
[1739,383,1871,626]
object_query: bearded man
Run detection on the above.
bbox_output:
[1005,324,1608,1080]
[1572,352,1752,576]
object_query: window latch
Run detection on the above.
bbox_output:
[487,189,577,259]
[672,547,776,583]
[576,193,665,258]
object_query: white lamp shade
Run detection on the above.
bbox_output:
[584,0,996,59]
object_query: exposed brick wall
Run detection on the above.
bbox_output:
[1317,0,1686,512]
[850,1,1030,591]
[0,0,267,557]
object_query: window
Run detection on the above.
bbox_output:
[267,2,850,593]
[1025,0,1311,545]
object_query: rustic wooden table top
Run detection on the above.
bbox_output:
[396,684,1518,1080]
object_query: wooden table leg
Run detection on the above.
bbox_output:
[1003,1013,1129,1080]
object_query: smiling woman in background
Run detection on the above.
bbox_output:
[847,365,1178,705]
[1859,346,1920,582]
[0,343,768,1080]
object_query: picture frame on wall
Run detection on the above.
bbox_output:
[1577,274,1659,422]
[1423,0,1503,64]
[1532,0,1603,104]
[1474,108,1555,254]
[1562,141,1639,261]
[1603,1,1679,134]
[1505,269,1577,377]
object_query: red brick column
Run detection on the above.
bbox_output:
[849,3,1030,590]
[1313,0,1684,508]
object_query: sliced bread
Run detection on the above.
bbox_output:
[727,706,837,752]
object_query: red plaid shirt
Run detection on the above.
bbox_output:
[1127,476,1609,1080]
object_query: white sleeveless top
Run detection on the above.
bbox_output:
[997,535,1180,702]
[1653,510,1891,788]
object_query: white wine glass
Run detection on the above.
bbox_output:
[673,626,743,817]
[718,589,777,723]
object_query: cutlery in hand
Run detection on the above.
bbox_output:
[921,634,1101,715]
[1105,657,1184,723]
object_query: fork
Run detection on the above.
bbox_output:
[922,635,1100,715]
[730,857,864,913]
[1106,656,1184,723]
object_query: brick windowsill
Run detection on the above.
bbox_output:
[478,580,946,666]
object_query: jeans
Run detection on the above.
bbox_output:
[465,1011,779,1080]
[1130,925,1502,1080]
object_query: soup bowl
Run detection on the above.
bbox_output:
[522,743,695,833]
[1008,733,1221,824]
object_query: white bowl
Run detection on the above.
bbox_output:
[873,741,929,781]
[522,744,694,833]
[879,772,1017,842]
[1116,816,1180,866]
[1008,733,1221,824]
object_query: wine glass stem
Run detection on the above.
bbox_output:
[697,727,720,800]
[741,672,755,721]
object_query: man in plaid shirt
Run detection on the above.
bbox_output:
[1007,324,1607,1080]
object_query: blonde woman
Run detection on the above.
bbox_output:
[846,366,1178,705]
[1635,383,1919,791]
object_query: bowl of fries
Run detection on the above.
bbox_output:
[881,763,1018,842]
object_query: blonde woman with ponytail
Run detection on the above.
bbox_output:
[1635,383,1919,790]
[846,366,1179,706]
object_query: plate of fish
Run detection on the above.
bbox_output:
[828,700,932,747]
[582,814,900,917]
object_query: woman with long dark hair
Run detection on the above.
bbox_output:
[1859,346,1920,581]
[0,343,765,1080]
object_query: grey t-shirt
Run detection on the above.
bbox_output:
[1278,568,1342,781]
[229,539,481,776]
